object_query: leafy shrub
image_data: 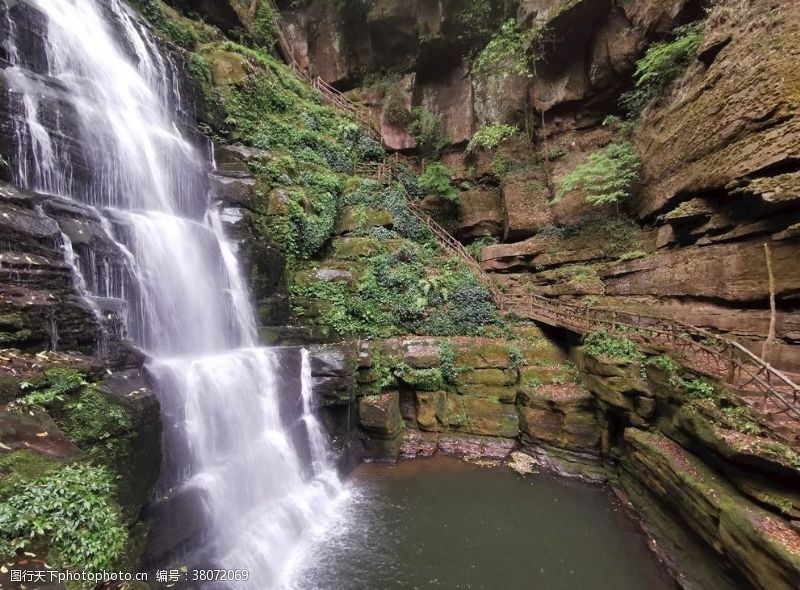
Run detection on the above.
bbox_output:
[16,368,85,409]
[466,123,519,153]
[645,354,681,375]
[293,249,499,338]
[0,463,126,571]
[383,86,412,126]
[129,0,199,49]
[473,19,531,78]
[386,186,433,242]
[492,153,511,177]
[418,162,458,202]
[681,378,716,399]
[719,406,763,436]
[556,142,640,207]
[621,22,704,116]
[410,108,449,159]
[252,1,279,48]
[439,343,460,387]
[465,236,498,259]
[583,330,644,363]
[453,0,496,41]
[186,52,212,87]
[507,345,524,371]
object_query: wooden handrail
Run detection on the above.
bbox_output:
[375,159,800,424]
[266,0,800,427]
[268,2,381,139]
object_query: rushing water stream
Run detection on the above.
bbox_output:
[2,0,342,586]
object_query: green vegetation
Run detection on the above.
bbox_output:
[418,162,458,202]
[719,406,763,436]
[621,22,704,116]
[439,343,460,386]
[473,19,531,78]
[199,44,382,260]
[58,387,132,447]
[617,250,648,262]
[646,354,681,375]
[507,345,524,371]
[466,123,519,153]
[292,242,500,339]
[583,330,644,363]
[410,107,449,159]
[252,1,279,48]
[465,236,498,259]
[0,462,126,571]
[128,0,201,49]
[556,142,640,208]
[16,368,85,409]
[382,84,412,126]
[555,264,600,286]
[341,180,431,243]
[681,378,716,399]
[492,153,511,177]
[453,0,496,41]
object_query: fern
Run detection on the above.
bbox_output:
[556,142,640,207]
[466,123,518,153]
[621,22,704,116]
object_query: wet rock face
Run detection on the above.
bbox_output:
[0,183,101,353]
[209,143,291,328]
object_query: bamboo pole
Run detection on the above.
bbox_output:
[762,242,777,360]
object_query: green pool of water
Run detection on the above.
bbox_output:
[288,456,675,590]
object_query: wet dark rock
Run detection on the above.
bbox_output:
[0,408,80,458]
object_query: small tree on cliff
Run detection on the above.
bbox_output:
[555,142,640,212]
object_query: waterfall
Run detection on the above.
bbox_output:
[2,0,341,586]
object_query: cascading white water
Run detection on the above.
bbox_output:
[3,0,342,586]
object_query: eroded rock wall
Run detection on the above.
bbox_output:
[281,0,800,372]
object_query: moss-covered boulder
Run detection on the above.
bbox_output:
[621,428,800,590]
[415,390,447,432]
[358,391,404,461]
[577,346,653,425]
[335,206,394,235]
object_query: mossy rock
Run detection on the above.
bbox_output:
[358,391,403,437]
[0,450,63,497]
[201,46,249,87]
[519,364,576,387]
[461,397,519,438]
[335,206,394,235]
[577,347,651,421]
[457,384,517,403]
[330,237,405,260]
[415,391,447,432]
[454,340,510,368]
[622,428,800,589]
[459,368,517,386]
